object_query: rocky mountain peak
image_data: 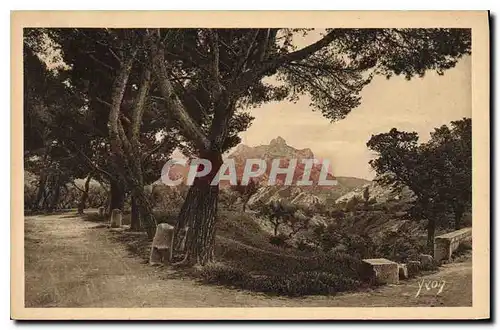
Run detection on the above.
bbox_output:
[270,136,287,146]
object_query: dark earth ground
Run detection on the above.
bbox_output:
[24,212,472,307]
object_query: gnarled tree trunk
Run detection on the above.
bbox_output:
[176,179,220,266]
[453,204,465,230]
[32,171,47,211]
[77,173,93,214]
[109,178,125,211]
[427,217,436,254]
[175,150,223,266]
[130,196,141,231]
[129,185,156,238]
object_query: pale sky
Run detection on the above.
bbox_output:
[240,55,471,180]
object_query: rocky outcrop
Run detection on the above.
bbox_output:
[335,178,415,205]
[246,185,325,210]
[227,136,335,187]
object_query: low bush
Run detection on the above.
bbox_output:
[296,239,316,252]
[269,234,289,247]
[420,259,439,272]
[310,224,376,259]
[406,262,420,278]
[198,262,361,297]
[198,263,251,287]
[247,271,360,297]
[375,229,426,263]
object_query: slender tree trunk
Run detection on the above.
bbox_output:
[110,179,125,211]
[32,171,47,210]
[41,189,51,210]
[427,218,436,254]
[130,187,156,238]
[107,51,157,238]
[77,174,93,214]
[454,206,464,230]
[106,190,112,215]
[48,181,61,212]
[130,195,141,231]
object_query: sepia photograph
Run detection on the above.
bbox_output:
[11,11,490,320]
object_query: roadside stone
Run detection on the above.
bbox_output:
[149,223,174,266]
[398,263,408,279]
[362,258,399,285]
[419,254,435,269]
[407,260,421,277]
[109,209,122,228]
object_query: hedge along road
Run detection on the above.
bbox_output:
[24,212,472,308]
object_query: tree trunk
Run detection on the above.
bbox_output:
[32,171,47,210]
[176,180,220,266]
[427,218,436,254]
[175,150,223,266]
[48,182,61,212]
[110,179,125,211]
[131,188,156,239]
[130,195,142,231]
[454,205,464,230]
[41,189,51,210]
[77,174,93,214]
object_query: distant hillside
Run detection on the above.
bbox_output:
[335,176,372,191]
[335,177,415,205]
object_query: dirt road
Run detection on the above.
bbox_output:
[24,212,472,307]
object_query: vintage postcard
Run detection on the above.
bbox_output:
[11,11,490,320]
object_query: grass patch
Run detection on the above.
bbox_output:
[198,257,363,297]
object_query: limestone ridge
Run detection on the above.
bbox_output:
[228,137,327,186]
[229,137,365,208]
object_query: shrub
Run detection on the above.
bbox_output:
[219,189,239,210]
[198,249,365,297]
[325,208,345,219]
[269,234,289,247]
[199,263,251,287]
[296,239,316,252]
[248,271,360,297]
[345,196,361,212]
[152,185,185,213]
[407,261,421,277]
[199,263,361,297]
[311,224,375,259]
[86,185,108,208]
[341,234,376,259]
[420,259,439,272]
[375,229,425,263]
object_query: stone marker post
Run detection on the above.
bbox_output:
[150,223,175,266]
[109,209,122,228]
